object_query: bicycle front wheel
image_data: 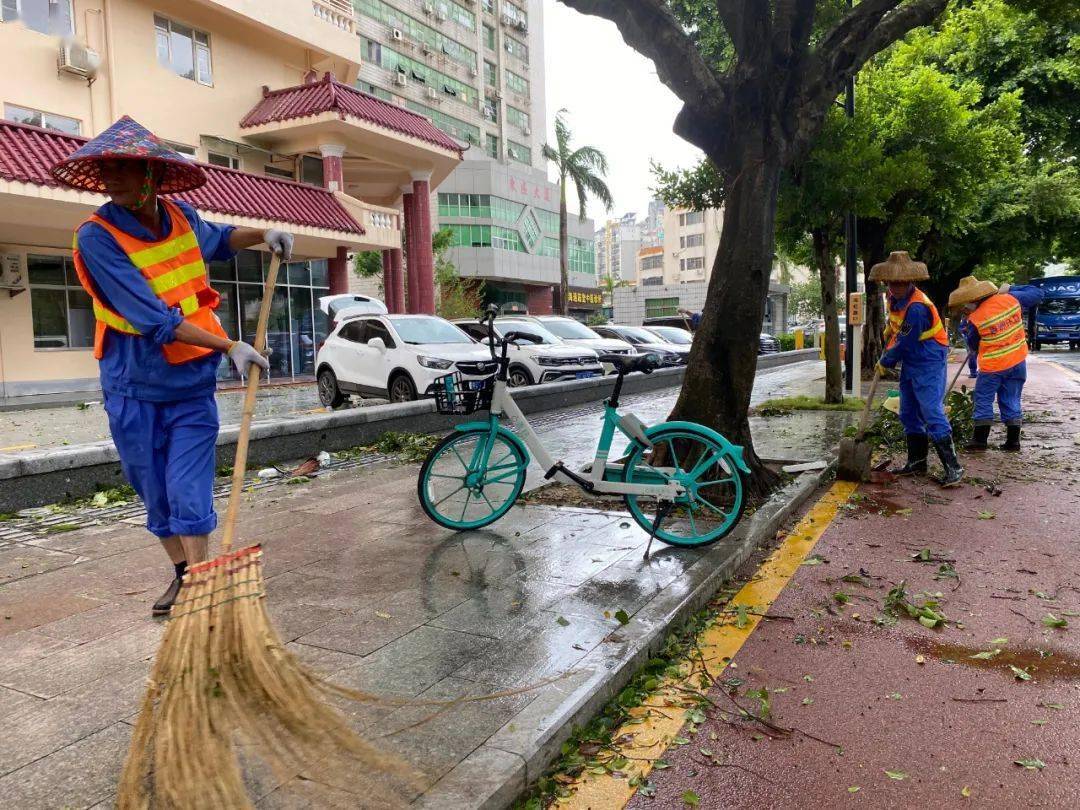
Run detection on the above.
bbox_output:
[623,426,746,547]
[417,429,528,531]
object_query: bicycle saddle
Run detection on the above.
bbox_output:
[599,353,660,374]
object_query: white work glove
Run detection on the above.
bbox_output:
[998,282,1011,294]
[228,341,270,376]
[263,229,294,260]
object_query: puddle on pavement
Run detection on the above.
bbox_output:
[905,636,1080,682]
[840,487,910,517]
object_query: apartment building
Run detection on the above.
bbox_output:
[661,205,724,285]
[595,212,640,283]
[639,198,665,248]
[353,0,546,171]
[0,0,462,398]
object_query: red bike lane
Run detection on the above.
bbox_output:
[627,357,1080,808]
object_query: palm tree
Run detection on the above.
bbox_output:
[598,272,629,314]
[542,109,614,316]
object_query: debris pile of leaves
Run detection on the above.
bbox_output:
[755,395,866,416]
[336,431,440,464]
[858,388,974,454]
[880,580,948,629]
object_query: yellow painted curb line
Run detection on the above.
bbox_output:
[559,480,858,809]
[1044,359,1080,382]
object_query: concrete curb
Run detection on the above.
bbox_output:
[416,466,830,809]
[0,349,818,512]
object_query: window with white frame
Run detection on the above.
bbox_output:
[680,256,705,272]
[155,15,213,85]
[207,152,240,169]
[3,103,80,134]
[679,233,704,248]
[1,0,74,36]
[27,254,94,350]
[678,211,704,226]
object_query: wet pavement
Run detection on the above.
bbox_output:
[622,356,1080,808]
[0,360,839,808]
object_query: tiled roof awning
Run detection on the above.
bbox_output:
[0,119,363,235]
[240,74,464,156]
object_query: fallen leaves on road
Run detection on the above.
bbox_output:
[884,769,908,780]
[1014,758,1045,770]
[1042,614,1068,629]
[1009,665,1032,681]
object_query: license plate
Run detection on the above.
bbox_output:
[464,379,487,390]
[576,371,598,379]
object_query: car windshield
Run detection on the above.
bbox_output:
[389,316,474,345]
[541,319,601,340]
[495,321,560,345]
[615,326,663,344]
[648,326,692,344]
[1041,298,1080,315]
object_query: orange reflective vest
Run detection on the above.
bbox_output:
[72,199,227,364]
[969,293,1027,373]
[884,287,949,350]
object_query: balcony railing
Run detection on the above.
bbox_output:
[313,0,355,33]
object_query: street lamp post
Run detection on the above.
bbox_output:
[843,0,859,396]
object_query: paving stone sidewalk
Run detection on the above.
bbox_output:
[0,363,842,809]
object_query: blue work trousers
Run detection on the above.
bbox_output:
[967,353,978,377]
[973,361,1026,427]
[899,363,952,441]
[103,392,219,538]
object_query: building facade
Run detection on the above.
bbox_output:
[594,212,641,283]
[612,280,790,336]
[436,158,598,319]
[0,0,461,398]
[636,245,664,287]
[639,198,665,248]
[660,205,724,286]
[353,0,546,171]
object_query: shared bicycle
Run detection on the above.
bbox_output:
[417,306,750,549]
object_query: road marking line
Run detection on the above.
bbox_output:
[1044,359,1080,382]
[560,480,858,810]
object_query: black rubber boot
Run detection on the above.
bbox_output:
[891,434,928,476]
[152,578,182,616]
[964,425,991,452]
[1000,425,1022,452]
[932,436,965,488]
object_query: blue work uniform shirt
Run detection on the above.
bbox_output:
[880,289,948,369]
[76,200,236,402]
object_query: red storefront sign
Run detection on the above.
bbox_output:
[508,177,552,203]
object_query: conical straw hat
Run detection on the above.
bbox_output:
[948,276,999,309]
[869,251,929,282]
[50,115,207,194]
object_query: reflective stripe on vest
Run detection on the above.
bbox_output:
[71,199,227,364]
[970,293,1027,373]
[886,288,949,350]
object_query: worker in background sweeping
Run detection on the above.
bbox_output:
[50,116,294,615]
[958,313,979,378]
[871,251,963,487]
[948,277,1044,452]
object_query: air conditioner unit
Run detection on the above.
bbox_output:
[469,66,478,77]
[522,126,531,136]
[422,3,434,14]
[435,11,447,22]
[391,28,404,41]
[57,37,100,79]
[427,87,438,100]
[421,43,433,55]
[501,14,513,25]
[493,90,502,100]
[517,21,527,32]
[394,72,408,87]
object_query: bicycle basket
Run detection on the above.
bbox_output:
[432,371,494,415]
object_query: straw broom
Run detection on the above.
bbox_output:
[118,254,413,809]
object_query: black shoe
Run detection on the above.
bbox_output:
[932,436,965,488]
[152,577,182,617]
[964,425,991,452]
[891,434,928,476]
[1000,425,1021,452]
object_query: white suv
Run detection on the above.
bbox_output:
[315,314,499,405]
[452,317,604,387]
[529,316,636,374]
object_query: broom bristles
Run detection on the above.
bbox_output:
[118,545,419,809]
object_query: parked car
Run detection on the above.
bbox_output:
[643,324,694,347]
[642,315,785,355]
[315,314,498,406]
[453,318,603,387]
[318,293,387,329]
[591,324,687,366]
[527,315,636,374]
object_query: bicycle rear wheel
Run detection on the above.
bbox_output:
[418,428,528,531]
[622,426,746,547]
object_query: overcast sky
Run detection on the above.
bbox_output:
[541,0,704,226]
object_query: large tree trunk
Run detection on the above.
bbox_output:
[859,221,888,371]
[812,228,843,405]
[667,155,782,498]
[558,181,570,316]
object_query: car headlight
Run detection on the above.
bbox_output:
[1037,324,1049,333]
[537,356,560,367]
[417,355,453,370]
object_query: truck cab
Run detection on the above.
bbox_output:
[1032,276,1080,350]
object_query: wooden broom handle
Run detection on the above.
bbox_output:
[220,253,282,552]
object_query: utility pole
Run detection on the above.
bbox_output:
[843,0,859,395]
